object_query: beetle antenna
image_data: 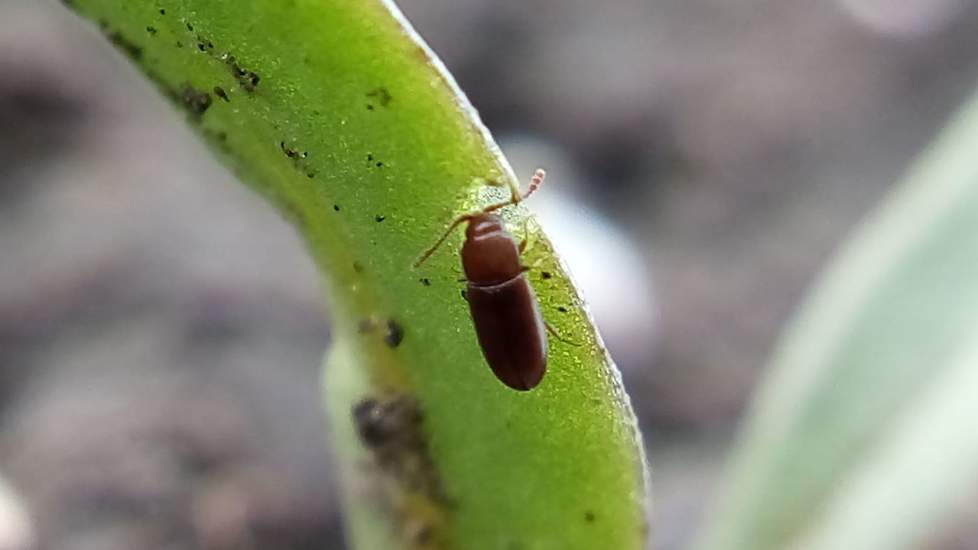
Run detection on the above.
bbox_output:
[415,169,546,267]
[524,168,546,201]
[413,214,474,267]
[483,168,546,214]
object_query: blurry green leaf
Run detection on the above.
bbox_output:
[64,1,649,549]
[693,87,978,550]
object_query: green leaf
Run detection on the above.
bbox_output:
[692,86,978,550]
[63,1,650,549]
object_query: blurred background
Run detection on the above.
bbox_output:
[2,0,978,549]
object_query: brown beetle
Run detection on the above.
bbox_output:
[415,170,549,391]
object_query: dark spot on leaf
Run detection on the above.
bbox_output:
[366,87,392,107]
[541,271,552,280]
[223,54,260,92]
[202,129,230,153]
[180,85,212,118]
[351,395,422,449]
[106,30,143,60]
[280,141,299,159]
[375,215,386,222]
[351,398,382,444]
[176,41,183,48]
[366,153,373,161]
[197,41,206,51]
[235,69,259,90]
[353,261,364,273]
[244,72,260,91]
[213,86,229,102]
[376,162,384,168]
[185,22,194,31]
[366,104,374,111]
[159,8,166,15]
[557,306,568,313]
[384,319,404,348]
[351,394,449,536]
[357,318,375,334]
[409,523,434,546]
[461,289,467,301]
[584,511,596,523]
[333,204,340,212]
[278,141,315,177]
[419,278,430,286]
[277,200,307,231]
[146,26,158,35]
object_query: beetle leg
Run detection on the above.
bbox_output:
[517,218,531,254]
[520,256,545,273]
[521,259,544,274]
[413,212,477,267]
[544,320,582,347]
[415,169,546,267]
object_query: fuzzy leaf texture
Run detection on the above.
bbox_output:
[63,2,651,549]
[693,84,978,550]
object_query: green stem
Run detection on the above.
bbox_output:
[64,1,650,548]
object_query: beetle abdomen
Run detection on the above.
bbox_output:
[466,274,547,391]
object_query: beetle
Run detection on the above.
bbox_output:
[414,169,550,391]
